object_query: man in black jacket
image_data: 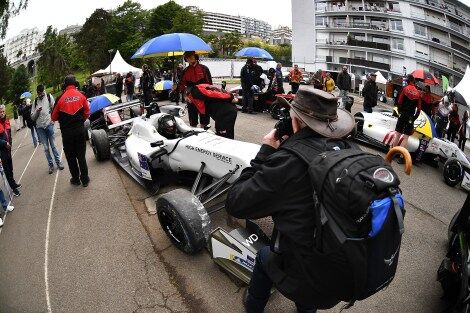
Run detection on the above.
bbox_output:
[240,58,255,114]
[336,66,351,97]
[362,73,378,113]
[226,87,356,313]
[140,64,158,116]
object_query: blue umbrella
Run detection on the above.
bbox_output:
[20,91,32,99]
[131,33,212,59]
[89,94,120,114]
[235,47,274,60]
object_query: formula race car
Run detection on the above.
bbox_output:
[354,109,470,191]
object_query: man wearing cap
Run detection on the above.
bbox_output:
[52,75,91,187]
[177,51,212,127]
[362,73,378,113]
[226,86,356,313]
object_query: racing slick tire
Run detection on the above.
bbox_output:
[84,119,91,140]
[443,158,464,187]
[156,189,211,254]
[130,106,142,118]
[270,100,282,120]
[90,129,111,161]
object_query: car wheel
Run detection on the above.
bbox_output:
[130,106,141,118]
[443,159,464,187]
[270,101,282,120]
[84,119,91,140]
[156,188,211,254]
[90,129,111,161]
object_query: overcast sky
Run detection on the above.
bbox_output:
[2,0,470,43]
[2,0,292,42]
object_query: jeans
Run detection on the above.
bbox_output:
[0,189,8,210]
[291,83,300,94]
[30,126,38,146]
[246,246,316,313]
[126,94,134,102]
[36,124,61,167]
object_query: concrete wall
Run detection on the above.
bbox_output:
[292,0,316,72]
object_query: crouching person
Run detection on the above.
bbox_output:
[52,75,91,187]
[225,87,359,312]
[185,84,237,139]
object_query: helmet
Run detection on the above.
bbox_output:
[157,114,177,139]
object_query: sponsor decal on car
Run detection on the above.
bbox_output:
[138,153,152,180]
[185,145,233,164]
[229,254,255,270]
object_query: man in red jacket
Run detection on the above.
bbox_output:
[52,75,91,187]
[177,51,212,127]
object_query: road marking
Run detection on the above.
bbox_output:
[44,149,63,313]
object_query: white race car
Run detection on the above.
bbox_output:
[355,109,470,191]
[90,105,272,285]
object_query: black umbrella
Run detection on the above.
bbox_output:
[452,90,468,107]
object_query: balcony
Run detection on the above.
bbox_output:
[331,22,389,32]
[451,42,470,57]
[347,37,390,51]
[339,57,391,71]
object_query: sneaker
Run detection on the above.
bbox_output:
[70,178,81,186]
[49,166,54,174]
[14,183,22,189]
[81,178,90,187]
[57,163,64,170]
[5,205,14,212]
[13,189,20,197]
[0,217,3,227]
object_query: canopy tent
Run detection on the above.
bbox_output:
[374,71,388,85]
[92,50,142,78]
[453,65,470,107]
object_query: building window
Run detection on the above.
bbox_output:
[414,23,427,37]
[315,17,326,27]
[315,1,327,12]
[390,19,403,31]
[391,38,404,51]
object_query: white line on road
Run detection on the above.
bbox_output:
[44,149,63,313]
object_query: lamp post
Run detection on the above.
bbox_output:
[108,49,114,74]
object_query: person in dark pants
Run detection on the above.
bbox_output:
[362,73,378,113]
[52,75,91,187]
[288,64,302,94]
[275,63,285,94]
[392,75,421,163]
[447,103,460,143]
[115,73,123,103]
[186,84,238,139]
[140,64,158,117]
[459,111,469,151]
[336,66,351,98]
[0,105,21,196]
[240,58,255,114]
[226,87,357,313]
[177,51,212,127]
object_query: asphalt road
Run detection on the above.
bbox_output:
[0,86,465,312]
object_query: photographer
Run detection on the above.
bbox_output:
[226,87,356,312]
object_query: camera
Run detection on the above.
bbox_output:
[274,108,293,141]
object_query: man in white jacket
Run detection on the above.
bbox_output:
[31,85,64,174]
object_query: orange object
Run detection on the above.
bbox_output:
[385,146,412,175]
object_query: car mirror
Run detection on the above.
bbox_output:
[150,140,164,148]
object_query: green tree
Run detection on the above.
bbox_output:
[75,8,112,73]
[220,32,242,57]
[36,26,75,90]
[109,0,148,60]
[146,1,203,38]
[0,0,28,39]
[8,64,29,102]
[0,54,13,104]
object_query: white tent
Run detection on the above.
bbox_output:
[374,71,387,85]
[92,50,142,78]
[453,65,470,106]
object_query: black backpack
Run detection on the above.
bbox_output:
[281,137,405,307]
